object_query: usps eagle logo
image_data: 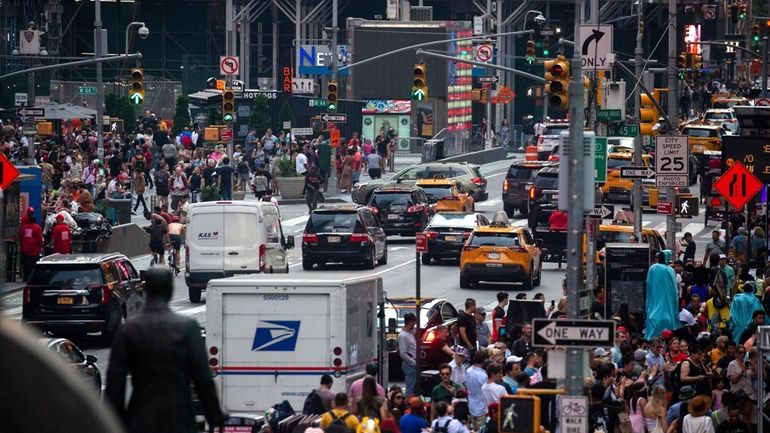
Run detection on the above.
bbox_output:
[251,321,301,351]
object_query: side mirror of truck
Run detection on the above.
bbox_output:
[285,235,295,250]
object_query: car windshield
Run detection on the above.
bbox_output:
[534,174,559,189]
[370,192,413,207]
[28,265,103,286]
[421,186,453,202]
[429,213,477,228]
[396,166,466,181]
[608,158,632,169]
[706,113,733,121]
[507,166,539,181]
[543,125,568,136]
[685,128,718,137]
[470,232,520,247]
[306,212,359,233]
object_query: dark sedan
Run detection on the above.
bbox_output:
[39,337,101,392]
[421,212,490,264]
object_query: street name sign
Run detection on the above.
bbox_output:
[588,204,614,219]
[322,113,347,123]
[607,124,639,137]
[309,99,327,108]
[596,109,622,122]
[714,162,764,210]
[532,318,615,348]
[619,166,655,179]
[0,153,21,190]
[478,75,499,83]
[655,135,689,188]
[16,107,45,117]
[579,25,613,70]
[78,86,97,95]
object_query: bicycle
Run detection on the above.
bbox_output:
[167,246,180,276]
[150,251,160,266]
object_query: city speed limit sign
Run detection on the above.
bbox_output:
[655,136,689,187]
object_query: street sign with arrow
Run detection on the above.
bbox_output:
[16,107,45,117]
[619,166,655,179]
[532,318,615,348]
[579,25,613,70]
[588,204,614,219]
[478,75,499,83]
[321,113,347,123]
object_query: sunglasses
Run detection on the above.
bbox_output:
[439,372,451,376]
[394,395,404,399]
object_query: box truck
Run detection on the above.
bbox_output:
[205,275,386,415]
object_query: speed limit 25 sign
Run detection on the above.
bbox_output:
[655,136,689,187]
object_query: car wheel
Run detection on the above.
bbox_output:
[188,285,202,303]
[533,261,542,287]
[302,260,314,271]
[523,265,534,291]
[421,254,431,265]
[365,248,376,270]
[378,247,388,265]
[459,273,471,289]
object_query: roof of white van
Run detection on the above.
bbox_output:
[188,201,263,209]
[206,274,382,287]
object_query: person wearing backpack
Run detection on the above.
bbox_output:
[320,393,359,433]
[398,396,428,433]
[306,374,335,413]
[431,401,468,433]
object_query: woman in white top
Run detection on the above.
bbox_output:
[682,395,715,433]
[642,385,668,433]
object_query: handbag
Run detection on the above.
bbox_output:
[649,418,664,433]
[617,411,632,433]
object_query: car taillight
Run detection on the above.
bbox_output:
[23,287,30,305]
[529,187,538,201]
[425,230,439,239]
[508,246,528,253]
[463,231,471,239]
[98,285,111,304]
[303,233,319,243]
[471,177,486,186]
[349,233,371,243]
[422,329,437,343]
[503,180,509,192]
[407,205,424,213]
[710,197,722,207]
[259,244,266,272]
[463,245,479,251]
[370,206,379,214]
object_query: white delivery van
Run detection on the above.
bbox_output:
[205,275,385,416]
[184,201,294,303]
[256,201,294,273]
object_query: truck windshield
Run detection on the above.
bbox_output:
[306,212,359,233]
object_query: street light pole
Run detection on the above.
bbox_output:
[633,1,644,238]
[763,36,769,98]
[94,0,104,159]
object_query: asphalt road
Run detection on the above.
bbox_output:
[0,155,724,389]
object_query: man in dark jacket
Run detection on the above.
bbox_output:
[106,268,224,433]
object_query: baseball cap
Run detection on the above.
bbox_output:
[661,329,674,340]
[506,355,523,364]
[594,348,609,357]
[453,345,468,357]
[475,307,486,315]
[27,207,35,213]
[634,348,647,362]
[719,254,727,259]
[55,214,64,222]
[616,326,628,334]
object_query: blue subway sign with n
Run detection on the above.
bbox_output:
[252,320,301,351]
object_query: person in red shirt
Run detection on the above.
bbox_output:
[50,214,73,255]
[548,209,568,230]
[19,207,43,281]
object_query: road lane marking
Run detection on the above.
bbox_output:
[282,215,309,226]
[177,305,207,316]
[2,306,22,317]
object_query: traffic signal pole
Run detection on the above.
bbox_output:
[95,0,104,159]
[666,0,678,251]
[633,1,644,237]
[763,36,769,98]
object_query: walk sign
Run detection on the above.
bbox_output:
[499,395,540,433]
[0,152,21,190]
[714,162,763,210]
[676,196,699,217]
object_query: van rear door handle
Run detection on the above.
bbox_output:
[228,251,239,255]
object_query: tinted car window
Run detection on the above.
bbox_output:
[422,186,453,202]
[533,174,559,189]
[102,262,119,284]
[684,128,718,138]
[28,265,103,286]
[370,192,414,207]
[306,212,360,233]
[705,113,733,121]
[607,158,632,169]
[543,125,569,136]
[470,232,521,247]
[362,210,378,228]
[507,166,539,180]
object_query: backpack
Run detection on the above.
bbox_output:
[302,389,327,415]
[326,411,355,433]
[155,171,169,191]
[432,419,452,433]
[268,400,295,432]
[237,160,250,174]
[669,360,683,391]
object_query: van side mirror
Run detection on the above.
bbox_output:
[285,235,295,250]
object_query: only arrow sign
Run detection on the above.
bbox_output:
[619,166,655,179]
[581,29,605,55]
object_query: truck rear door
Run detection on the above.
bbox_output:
[223,205,263,272]
[188,205,225,272]
[221,291,330,412]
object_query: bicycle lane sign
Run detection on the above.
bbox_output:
[560,396,588,433]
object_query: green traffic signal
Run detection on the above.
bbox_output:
[327,103,337,111]
[223,113,234,122]
[543,48,550,56]
[526,56,535,65]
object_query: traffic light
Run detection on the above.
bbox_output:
[222,87,235,122]
[411,63,428,101]
[542,37,550,56]
[526,40,536,64]
[691,53,703,70]
[753,24,761,44]
[327,80,339,111]
[677,53,687,69]
[739,3,748,20]
[544,55,570,109]
[129,68,144,104]
[640,90,661,136]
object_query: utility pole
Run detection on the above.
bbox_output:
[763,36,769,98]
[225,0,234,159]
[328,0,339,193]
[566,0,586,400]
[665,0,678,250]
[633,1,644,237]
[95,0,104,159]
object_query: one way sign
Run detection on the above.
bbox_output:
[588,204,614,219]
[532,318,615,348]
[580,25,613,71]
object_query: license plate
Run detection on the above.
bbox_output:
[327,236,341,243]
[487,252,500,260]
[57,297,74,305]
[445,235,457,241]
[388,214,400,221]
[486,263,503,268]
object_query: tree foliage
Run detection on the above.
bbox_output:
[278,100,295,131]
[172,95,191,136]
[249,94,271,135]
[104,93,136,133]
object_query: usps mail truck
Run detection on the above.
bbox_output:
[205,275,385,415]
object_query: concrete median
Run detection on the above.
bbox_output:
[98,223,150,258]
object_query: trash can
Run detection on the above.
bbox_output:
[106,198,132,225]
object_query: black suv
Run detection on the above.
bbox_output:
[527,167,560,229]
[301,205,388,270]
[503,160,556,217]
[368,186,434,236]
[22,253,145,340]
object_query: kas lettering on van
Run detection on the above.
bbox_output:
[252,320,301,351]
[198,231,220,240]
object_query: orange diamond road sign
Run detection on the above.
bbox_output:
[0,152,20,190]
[713,162,764,210]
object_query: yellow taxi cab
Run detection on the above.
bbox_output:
[681,124,724,154]
[589,224,666,264]
[710,96,749,109]
[416,178,475,212]
[459,211,541,290]
[600,152,653,203]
